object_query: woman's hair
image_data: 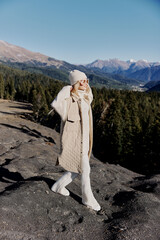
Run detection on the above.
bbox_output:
[71,81,90,96]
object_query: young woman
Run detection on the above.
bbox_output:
[51,69,101,211]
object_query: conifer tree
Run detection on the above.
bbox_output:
[0,74,4,98]
[4,76,15,100]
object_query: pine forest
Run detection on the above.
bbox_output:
[0,64,160,175]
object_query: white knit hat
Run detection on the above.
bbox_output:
[69,70,87,86]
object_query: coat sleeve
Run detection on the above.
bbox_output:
[84,85,93,105]
[50,85,72,121]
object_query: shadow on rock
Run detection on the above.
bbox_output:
[0,166,54,195]
[112,190,136,207]
[0,164,83,205]
[0,123,55,144]
[9,105,32,110]
[128,175,160,193]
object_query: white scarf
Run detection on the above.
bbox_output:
[71,87,93,105]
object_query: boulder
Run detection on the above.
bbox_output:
[0,100,160,240]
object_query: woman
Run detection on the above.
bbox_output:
[51,69,101,211]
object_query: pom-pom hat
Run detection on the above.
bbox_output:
[69,70,88,86]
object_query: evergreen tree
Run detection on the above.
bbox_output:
[0,74,4,98]
[4,76,16,100]
[106,94,123,163]
[1,62,160,175]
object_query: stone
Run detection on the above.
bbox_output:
[0,99,160,240]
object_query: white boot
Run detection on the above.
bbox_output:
[51,185,70,196]
[82,195,101,211]
[81,178,101,211]
[51,171,78,196]
[81,155,101,211]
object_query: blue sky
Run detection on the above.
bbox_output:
[0,0,160,64]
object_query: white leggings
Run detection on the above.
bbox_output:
[52,154,97,204]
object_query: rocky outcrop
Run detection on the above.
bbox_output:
[0,100,160,240]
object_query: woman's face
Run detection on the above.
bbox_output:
[78,79,89,91]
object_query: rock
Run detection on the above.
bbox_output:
[0,99,160,240]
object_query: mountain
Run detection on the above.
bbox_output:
[146,82,160,92]
[85,59,159,73]
[0,40,72,69]
[1,99,160,239]
[128,65,160,82]
[0,40,143,90]
[85,59,130,73]
[85,59,160,82]
[143,80,160,90]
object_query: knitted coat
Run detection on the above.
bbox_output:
[51,85,93,174]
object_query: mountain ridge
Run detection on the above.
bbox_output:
[86,59,160,83]
[0,40,142,90]
[1,40,159,73]
[1,40,160,90]
[0,40,65,68]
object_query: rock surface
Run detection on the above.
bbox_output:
[0,99,160,240]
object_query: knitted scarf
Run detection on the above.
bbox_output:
[70,87,93,106]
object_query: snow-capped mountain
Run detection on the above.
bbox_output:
[127,59,137,63]
[86,58,159,73]
[85,58,130,73]
[85,59,160,82]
